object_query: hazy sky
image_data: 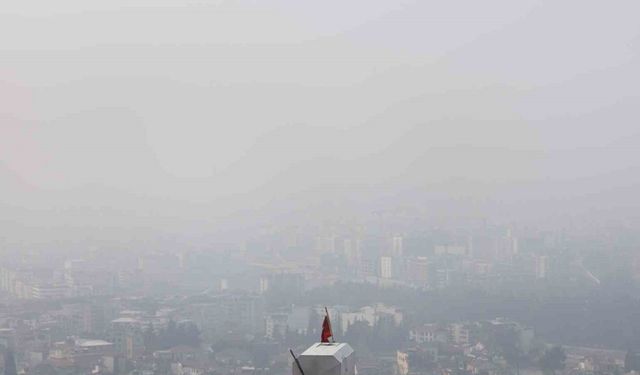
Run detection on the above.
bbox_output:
[1,0,639,234]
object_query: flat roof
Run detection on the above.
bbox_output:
[76,339,113,347]
[112,317,138,323]
[301,343,353,357]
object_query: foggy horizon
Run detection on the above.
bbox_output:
[3,1,640,244]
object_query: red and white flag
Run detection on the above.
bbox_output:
[321,307,333,343]
[321,315,332,342]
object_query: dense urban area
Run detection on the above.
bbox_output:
[2,215,640,375]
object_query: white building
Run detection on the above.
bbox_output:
[392,236,403,257]
[434,245,466,256]
[535,255,549,279]
[449,323,470,345]
[379,257,393,279]
[340,304,403,334]
[292,343,355,375]
[31,284,69,300]
[265,313,288,340]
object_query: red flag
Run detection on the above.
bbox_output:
[321,314,333,343]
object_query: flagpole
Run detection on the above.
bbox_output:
[289,349,305,375]
[324,306,335,343]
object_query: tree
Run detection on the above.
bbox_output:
[307,308,321,339]
[142,324,158,352]
[625,350,640,372]
[4,349,17,375]
[494,328,522,375]
[371,315,405,352]
[344,321,372,355]
[155,320,202,349]
[32,363,57,375]
[540,346,566,375]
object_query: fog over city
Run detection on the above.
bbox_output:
[1,2,640,375]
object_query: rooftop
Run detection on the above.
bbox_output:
[76,339,113,347]
[301,343,353,358]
